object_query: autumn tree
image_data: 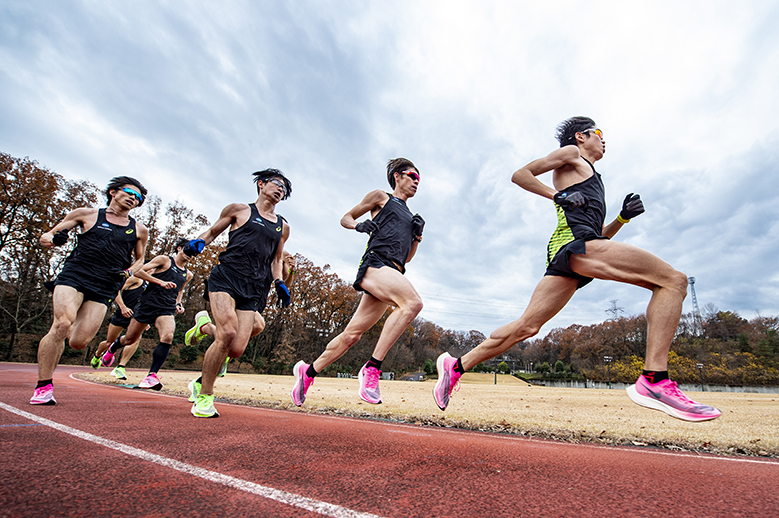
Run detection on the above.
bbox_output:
[0,152,99,358]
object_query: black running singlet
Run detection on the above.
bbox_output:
[217,203,284,281]
[359,193,415,273]
[547,159,607,266]
[120,282,146,310]
[137,256,188,314]
[59,208,138,289]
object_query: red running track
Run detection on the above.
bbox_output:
[1,363,778,517]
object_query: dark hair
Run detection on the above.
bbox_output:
[555,116,597,147]
[386,158,418,188]
[105,176,147,206]
[174,237,189,252]
[253,169,292,200]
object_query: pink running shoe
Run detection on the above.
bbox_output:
[291,361,314,407]
[358,364,382,404]
[100,349,115,368]
[138,373,163,391]
[433,352,461,411]
[30,384,56,405]
[626,375,721,422]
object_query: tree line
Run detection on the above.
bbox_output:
[511,310,779,386]
[2,151,777,385]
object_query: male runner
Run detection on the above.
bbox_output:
[90,275,147,379]
[100,238,193,389]
[433,117,721,422]
[185,169,292,418]
[184,250,296,382]
[33,176,148,405]
[291,158,424,406]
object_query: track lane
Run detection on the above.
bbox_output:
[2,363,778,517]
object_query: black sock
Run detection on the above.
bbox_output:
[36,379,53,389]
[195,376,202,384]
[454,358,466,374]
[108,337,124,354]
[118,364,126,368]
[366,357,382,371]
[642,370,668,384]
[306,364,319,378]
[149,342,172,373]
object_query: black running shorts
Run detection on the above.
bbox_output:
[131,303,175,325]
[207,264,269,312]
[544,239,594,289]
[109,307,133,328]
[353,251,402,293]
[54,271,116,306]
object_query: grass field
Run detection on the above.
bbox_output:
[79,370,779,458]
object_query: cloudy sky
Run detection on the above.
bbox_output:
[2,1,778,338]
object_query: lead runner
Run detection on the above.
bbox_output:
[434,117,721,422]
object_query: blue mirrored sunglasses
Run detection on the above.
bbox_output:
[122,187,143,203]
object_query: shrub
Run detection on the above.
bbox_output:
[179,345,199,363]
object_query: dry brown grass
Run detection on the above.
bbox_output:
[77,370,779,458]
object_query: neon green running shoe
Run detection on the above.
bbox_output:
[111,366,127,380]
[90,355,101,370]
[191,394,219,418]
[217,357,230,378]
[184,310,212,346]
[188,378,201,403]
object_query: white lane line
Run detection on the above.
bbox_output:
[0,402,383,518]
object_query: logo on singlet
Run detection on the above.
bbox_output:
[276,226,281,232]
[253,217,264,226]
[99,223,112,231]
[125,229,134,234]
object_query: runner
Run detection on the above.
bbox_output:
[33,176,148,405]
[433,116,721,422]
[184,250,296,380]
[291,158,424,406]
[89,275,148,380]
[184,169,292,418]
[99,238,193,389]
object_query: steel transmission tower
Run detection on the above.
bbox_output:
[688,276,702,335]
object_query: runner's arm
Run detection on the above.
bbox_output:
[115,289,130,315]
[282,250,296,286]
[601,218,625,239]
[126,222,149,275]
[175,271,194,313]
[511,146,581,200]
[133,255,175,289]
[39,207,93,248]
[406,238,419,263]
[340,190,387,230]
[271,221,290,282]
[197,203,245,245]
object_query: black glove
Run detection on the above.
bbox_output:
[274,279,291,308]
[355,220,379,235]
[183,239,206,257]
[51,229,69,246]
[411,214,425,238]
[619,193,645,221]
[553,191,587,210]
